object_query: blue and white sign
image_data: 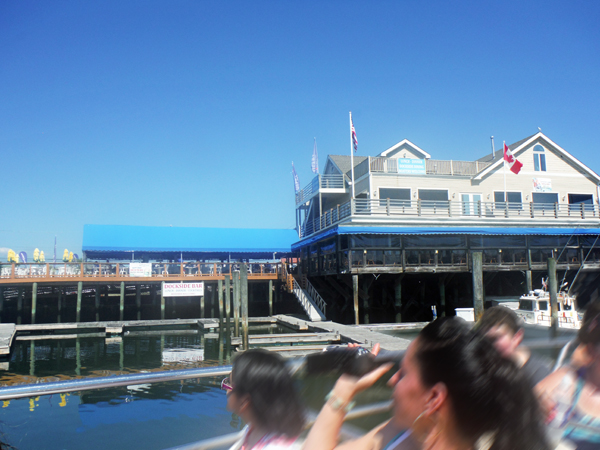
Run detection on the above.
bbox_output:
[398,158,426,175]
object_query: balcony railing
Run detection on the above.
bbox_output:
[354,157,492,179]
[299,199,600,237]
[295,174,347,205]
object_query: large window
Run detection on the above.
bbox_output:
[418,189,448,208]
[379,188,410,207]
[568,194,594,213]
[461,193,481,215]
[532,192,558,205]
[533,145,547,172]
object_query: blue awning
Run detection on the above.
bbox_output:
[291,226,600,250]
[83,225,298,253]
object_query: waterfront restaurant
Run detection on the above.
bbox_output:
[292,131,600,324]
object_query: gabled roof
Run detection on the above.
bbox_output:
[327,155,368,177]
[474,132,600,182]
[378,139,431,159]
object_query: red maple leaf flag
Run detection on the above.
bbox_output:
[503,142,523,174]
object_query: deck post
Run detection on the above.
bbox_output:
[268,280,273,316]
[57,288,62,323]
[439,276,446,317]
[525,270,533,294]
[77,281,83,322]
[31,282,38,324]
[548,257,559,338]
[225,275,231,348]
[161,281,165,320]
[353,274,359,325]
[0,287,4,322]
[472,251,484,321]
[241,264,249,351]
[200,295,204,319]
[119,282,125,321]
[233,272,240,337]
[218,280,224,326]
[95,287,100,322]
[136,285,141,320]
[17,287,23,325]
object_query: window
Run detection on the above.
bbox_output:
[533,145,547,172]
[532,192,558,205]
[418,189,448,208]
[568,194,594,213]
[494,191,523,210]
[379,188,410,207]
[461,193,481,215]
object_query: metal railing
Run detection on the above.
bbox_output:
[295,175,348,205]
[0,262,283,281]
[299,198,600,237]
[354,157,492,179]
[305,279,327,316]
[291,277,326,320]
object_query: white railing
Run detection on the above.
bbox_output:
[299,199,600,237]
[291,278,326,321]
[354,157,492,178]
[295,175,347,205]
[305,279,327,316]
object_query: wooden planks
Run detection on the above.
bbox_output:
[0,323,16,355]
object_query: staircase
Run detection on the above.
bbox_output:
[281,264,326,321]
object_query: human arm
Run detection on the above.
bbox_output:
[302,363,393,450]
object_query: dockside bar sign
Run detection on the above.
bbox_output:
[398,158,426,175]
[163,282,204,297]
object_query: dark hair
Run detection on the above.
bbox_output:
[475,306,522,335]
[579,300,600,345]
[414,318,550,450]
[232,349,305,437]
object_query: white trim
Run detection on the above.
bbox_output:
[378,139,431,159]
[474,132,600,182]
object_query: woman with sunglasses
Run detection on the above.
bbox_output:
[303,317,549,450]
[221,349,306,449]
[537,300,600,449]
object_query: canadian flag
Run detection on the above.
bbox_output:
[503,142,523,174]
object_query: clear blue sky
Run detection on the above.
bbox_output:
[1,0,599,259]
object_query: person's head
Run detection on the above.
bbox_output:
[390,318,548,450]
[225,349,305,437]
[475,307,524,358]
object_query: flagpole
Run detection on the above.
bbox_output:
[349,112,355,199]
[503,141,507,206]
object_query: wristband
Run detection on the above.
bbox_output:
[325,390,355,413]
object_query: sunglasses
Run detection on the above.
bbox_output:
[221,377,233,391]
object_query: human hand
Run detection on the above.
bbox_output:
[331,362,394,404]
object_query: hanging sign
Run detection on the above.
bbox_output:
[163,282,204,297]
[533,178,552,192]
[398,158,426,175]
[130,263,152,277]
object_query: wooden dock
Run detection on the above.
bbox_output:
[0,324,16,355]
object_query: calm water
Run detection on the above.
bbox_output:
[0,324,394,450]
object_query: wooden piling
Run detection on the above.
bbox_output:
[548,257,559,338]
[233,272,240,337]
[525,270,533,294]
[394,275,403,323]
[268,280,273,316]
[472,251,484,321]
[161,281,165,320]
[225,275,231,351]
[31,282,38,324]
[0,287,4,322]
[200,295,204,319]
[95,287,100,322]
[136,285,141,320]
[439,276,446,317]
[77,282,83,323]
[241,264,249,350]
[119,282,125,321]
[353,275,359,325]
[57,288,62,323]
[17,288,23,325]
[218,280,224,326]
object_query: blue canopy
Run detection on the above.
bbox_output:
[83,225,298,260]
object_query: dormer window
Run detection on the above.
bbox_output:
[533,145,546,171]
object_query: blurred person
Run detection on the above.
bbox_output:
[303,317,550,450]
[537,300,600,449]
[475,306,551,388]
[221,349,306,449]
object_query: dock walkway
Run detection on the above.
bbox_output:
[0,324,16,355]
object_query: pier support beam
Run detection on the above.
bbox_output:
[472,251,484,321]
[225,275,231,347]
[268,280,273,316]
[439,276,446,317]
[31,282,38,324]
[218,280,224,326]
[76,282,83,322]
[57,288,62,323]
[200,295,204,319]
[525,270,533,294]
[119,282,125,321]
[353,275,359,325]
[233,273,240,337]
[0,287,4,322]
[161,281,165,320]
[394,276,403,323]
[241,264,249,350]
[136,285,141,321]
[548,257,558,338]
[17,288,23,325]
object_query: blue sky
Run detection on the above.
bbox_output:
[1,0,599,258]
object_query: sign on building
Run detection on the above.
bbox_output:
[163,282,205,297]
[130,263,152,277]
[533,178,552,192]
[397,158,426,175]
